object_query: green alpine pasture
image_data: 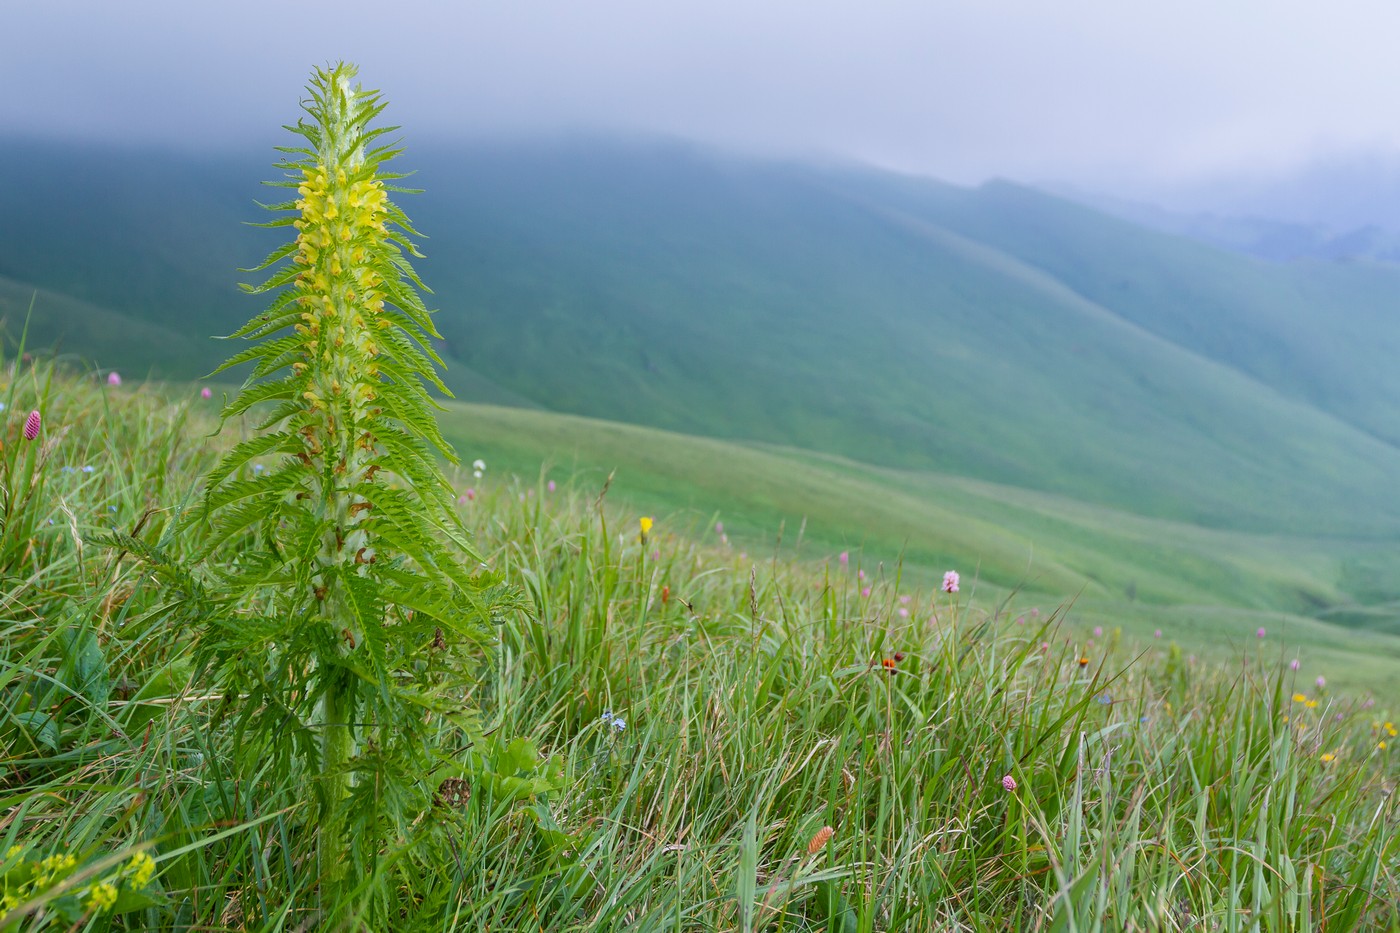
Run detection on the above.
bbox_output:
[3,81,1400,929]
[1,364,1399,930]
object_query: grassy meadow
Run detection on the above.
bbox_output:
[437,401,1400,697]
[4,81,1400,931]
[3,363,1399,930]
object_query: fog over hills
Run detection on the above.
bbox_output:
[3,135,1400,541]
[1051,150,1400,261]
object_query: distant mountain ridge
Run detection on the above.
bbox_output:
[3,135,1400,540]
[1047,185,1400,263]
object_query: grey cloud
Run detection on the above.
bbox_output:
[5,0,1400,200]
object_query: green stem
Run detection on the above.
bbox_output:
[320,668,354,908]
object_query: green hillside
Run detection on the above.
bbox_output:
[3,137,1400,544]
[842,172,1400,448]
[436,399,1400,694]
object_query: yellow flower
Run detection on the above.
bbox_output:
[1292,693,1307,703]
[1320,752,1336,763]
[1304,699,1318,709]
[127,851,156,887]
[85,882,119,911]
[1387,722,1398,738]
[1379,741,1388,750]
[39,853,76,873]
[639,516,654,536]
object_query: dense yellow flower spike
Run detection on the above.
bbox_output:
[206,63,500,915]
[215,61,466,602]
[292,167,389,384]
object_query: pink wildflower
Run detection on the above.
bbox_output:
[942,571,959,593]
[715,521,724,535]
[1001,774,1016,792]
[1154,629,1162,639]
[200,387,212,399]
[861,587,871,597]
[1256,627,1266,638]
[897,608,909,618]
[1290,659,1300,671]
[107,371,121,387]
[838,551,848,566]
[547,479,556,493]
[858,569,866,581]
[23,410,40,441]
[1316,676,1326,689]
[1092,626,1103,637]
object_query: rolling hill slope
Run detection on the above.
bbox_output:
[3,136,1399,544]
[436,399,1400,693]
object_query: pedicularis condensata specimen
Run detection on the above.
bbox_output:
[200,62,511,912]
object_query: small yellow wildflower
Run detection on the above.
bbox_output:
[31,851,77,889]
[1292,693,1307,703]
[1379,741,1388,750]
[1305,699,1318,709]
[4,845,21,859]
[1387,722,1398,738]
[85,882,119,911]
[127,851,156,887]
[1320,752,1336,763]
[39,853,76,873]
[639,516,654,537]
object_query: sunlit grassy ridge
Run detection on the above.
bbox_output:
[3,366,1398,930]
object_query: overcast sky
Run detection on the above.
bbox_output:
[6,0,1400,209]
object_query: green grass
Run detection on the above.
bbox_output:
[436,400,1400,696]
[2,363,1399,930]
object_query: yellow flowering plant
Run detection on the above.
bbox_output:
[191,62,532,914]
[0,846,158,926]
